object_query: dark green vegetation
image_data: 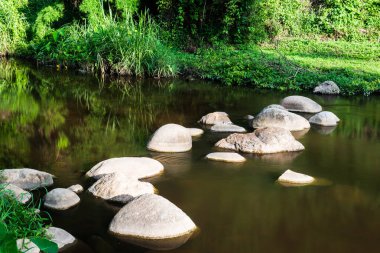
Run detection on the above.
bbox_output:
[0,0,379,94]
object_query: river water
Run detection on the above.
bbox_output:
[1,59,380,253]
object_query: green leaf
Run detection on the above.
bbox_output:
[30,238,58,253]
[0,233,18,253]
[0,223,7,236]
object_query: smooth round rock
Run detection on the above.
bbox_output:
[251,107,310,131]
[17,239,40,253]
[206,152,246,163]
[1,168,54,190]
[46,227,76,249]
[0,183,32,204]
[147,124,192,152]
[44,188,80,210]
[263,104,287,111]
[280,96,322,113]
[314,81,340,95]
[278,170,315,185]
[215,127,305,154]
[210,123,246,133]
[188,128,204,137]
[88,173,155,203]
[198,112,232,125]
[309,111,340,126]
[86,157,164,180]
[67,184,83,194]
[109,194,197,250]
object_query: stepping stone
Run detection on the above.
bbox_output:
[67,184,83,194]
[109,194,197,250]
[314,81,340,95]
[147,124,192,152]
[46,227,76,250]
[44,188,80,210]
[210,123,246,133]
[206,152,246,163]
[198,112,232,125]
[309,111,340,126]
[0,184,32,204]
[278,170,315,185]
[86,157,164,180]
[1,169,54,190]
[280,96,322,113]
[188,128,204,137]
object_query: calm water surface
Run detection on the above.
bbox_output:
[1,59,380,253]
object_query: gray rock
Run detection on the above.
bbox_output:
[187,128,204,137]
[278,170,315,185]
[206,152,246,163]
[86,157,164,180]
[198,112,232,125]
[17,238,40,253]
[0,183,32,204]
[244,115,255,120]
[309,111,340,126]
[263,104,287,111]
[67,184,83,194]
[44,188,80,210]
[314,81,340,95]
[251,107,310,131]
[88,173,155,203]
[280,96,322,113]
[210,123,246,133]
[147,124,192,152]
[0,168,54,190]
[109,194,197,250]
[215,127,305,154]
[46,227,76,249]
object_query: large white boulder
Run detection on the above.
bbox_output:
[278,170,315,185]
[17,239,40,253]
[0,183,32,204]
[88,173,155,203]
[147,124,192,152]
[215,127,304,154]
[309,111,340,126]
[109,194,197,250]
[210,123,246,133]
[314,81,340,95]
[0,169,54,190]
[206,152,246,163]
[46,227,76,249]
[198,112,232,125]
[280,96,322,113]
[44,188,80,210]
[86,157,164,180]
[251,107,310,131]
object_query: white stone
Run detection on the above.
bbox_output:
[280,96,322,113]
[44,188,80,210]
[46,227,76,249]
[109,194,197,250]
[278,170,315,185]
[309,111,340,126]
[147,124,192,152]
[86,157,164,180]
[314,81,340,95]
[210,123,246,133]
[206,152,246,163]
[67,184,83,194]
[17,239,40,253]
[0,183,32,204]
[198,112,232,125]
[1,169,54,190]
[188,128,204,137]
[88,173,155,203]
[263,104,287,111]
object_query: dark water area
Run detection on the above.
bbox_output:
[1,58,380,253]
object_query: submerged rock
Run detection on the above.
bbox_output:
[314,81,340,95]
[210,123,246,133]
[198,112,232,125]
[251,107,310,131]
[46,227,76,250]
[278,170,315,185]
[0,183,32,204]
[280,96,322,113]
[86,157,164,180]
[206,152,246,163]
[109,194,197,250]
[88,173,155,203]
[215,127,304,154]
[147,124,192,152]
[67,184,84,194]
[17,239,40,253]
[188,128,204,137]
[309,111,340,126]
[0,168,54,190]
[44,188,80,210]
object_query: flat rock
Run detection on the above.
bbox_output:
[88,173,155,203]
[280,96,322,113]
[147,124,192,152]
[215,127,304,154]
[0,183,32,204]
[278,170,315,185]
[67,184,83,194]
[86,157,164,180]
[206,152,246,163]
[210,123,246,133]
[198,112,232,125]
[251,107,310,131]
[44,188,80,210]
[17,238,40,253]
[46,227,76,249]
[314,81,340,95]
[309,111,340,126]
[0,168,54,190]
[187,128,204,137]
[109,194,197,250]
